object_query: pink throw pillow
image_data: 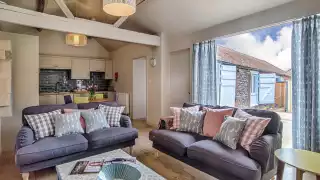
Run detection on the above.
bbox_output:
[170,106,199,129]
[202,108,234,137]
[234,109,271,151]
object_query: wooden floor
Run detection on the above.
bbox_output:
[0,120,317,180]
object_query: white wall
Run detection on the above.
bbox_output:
[39,30,110,58]
[169,0,320,52]
[0,31,39,152]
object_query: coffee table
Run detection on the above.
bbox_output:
[56,149,165,180]
[275,148,320,180]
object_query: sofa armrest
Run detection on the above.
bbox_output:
[158,116,174,129]
[15,126,35,151]
[120,115,132,128]
[249,134,281,173]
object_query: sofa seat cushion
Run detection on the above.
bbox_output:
[16,134,88,166]
[149,130,205,156]
[187,140,261,180]
[85,127,138,149]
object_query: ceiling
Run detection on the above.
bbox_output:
[1,0,294,51]
[130,0,294,34]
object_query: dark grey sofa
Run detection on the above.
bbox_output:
[149,103,282,180]
[15,102,138,174]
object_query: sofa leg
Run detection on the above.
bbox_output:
[129,146,133,155]
[21,173,29,180]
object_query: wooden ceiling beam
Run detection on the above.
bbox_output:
[54,0,74,19]
[0,4,160,46]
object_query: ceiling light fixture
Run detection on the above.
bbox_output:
[103,0,136,17]
[66,33,87,47]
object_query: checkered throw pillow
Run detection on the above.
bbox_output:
[170,106,199,129]
[24,109,62,140]
[234,109,271,151]
[98,104,125,127]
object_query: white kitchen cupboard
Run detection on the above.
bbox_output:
[39,95,57,105]
[71,59,90,79]
[105,60,113,79]
[40,56,72,69]
[90,59,105,72]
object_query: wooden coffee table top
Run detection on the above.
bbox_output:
[275,148,320,176]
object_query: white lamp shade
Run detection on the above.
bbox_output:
[66,34,87,47]
[103,0,136,17]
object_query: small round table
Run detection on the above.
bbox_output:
[275,148,320,180]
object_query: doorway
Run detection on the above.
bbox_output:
[132,57,147,120]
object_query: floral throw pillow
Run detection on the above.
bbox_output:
[170,106,199,130]
[54,111,84,137]
[214,116,246,149]
[81,109,110,133]
[177,109,205,134]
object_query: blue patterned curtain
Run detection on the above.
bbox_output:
[292,15,320,152]
[192,40,217,105]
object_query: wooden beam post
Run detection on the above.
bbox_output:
[54,0,74,19]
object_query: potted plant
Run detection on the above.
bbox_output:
[87,84,98,101]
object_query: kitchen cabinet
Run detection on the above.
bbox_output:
[57,94,73,104]
[71,59,90,79]
[40,56,72,69]
[105,60,113,79]
[90,59,105,72]
[39,95,57,105]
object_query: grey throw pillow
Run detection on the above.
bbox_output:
[81,109,110,133]
[177,109,205,134]
[54,111,84,137]
[214,116,246,149]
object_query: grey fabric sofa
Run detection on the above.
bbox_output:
[15,102,138,175]
[149,103,282,180]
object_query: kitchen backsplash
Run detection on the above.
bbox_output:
[39,69,112,93]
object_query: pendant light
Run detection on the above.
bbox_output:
[66,33,87,47]
[103,0,136,17]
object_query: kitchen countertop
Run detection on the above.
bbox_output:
[40,91,113,95]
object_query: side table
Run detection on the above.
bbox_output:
[275,148,320,180]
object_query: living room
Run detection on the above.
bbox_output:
[0,0,320,180]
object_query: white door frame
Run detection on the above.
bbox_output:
[132,57,147,120]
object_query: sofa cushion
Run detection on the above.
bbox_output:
[187,140,261,180]
[16,134,88,166]
[22,103,78,126]
[240,109,281,135]
[77,102,119,110]
[85,127,138,149]
[149,130,205,156]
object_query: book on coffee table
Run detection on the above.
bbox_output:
[70,157,137,175]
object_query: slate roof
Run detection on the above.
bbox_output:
[217,46,289,77]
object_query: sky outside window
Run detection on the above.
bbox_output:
[216,23,292,71]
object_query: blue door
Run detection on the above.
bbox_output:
[250,71,259,107]
[218,64,236,106]
[259,73,276,104]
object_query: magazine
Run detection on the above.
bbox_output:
[70,157,137,175]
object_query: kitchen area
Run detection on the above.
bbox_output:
[39,55,119,106]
